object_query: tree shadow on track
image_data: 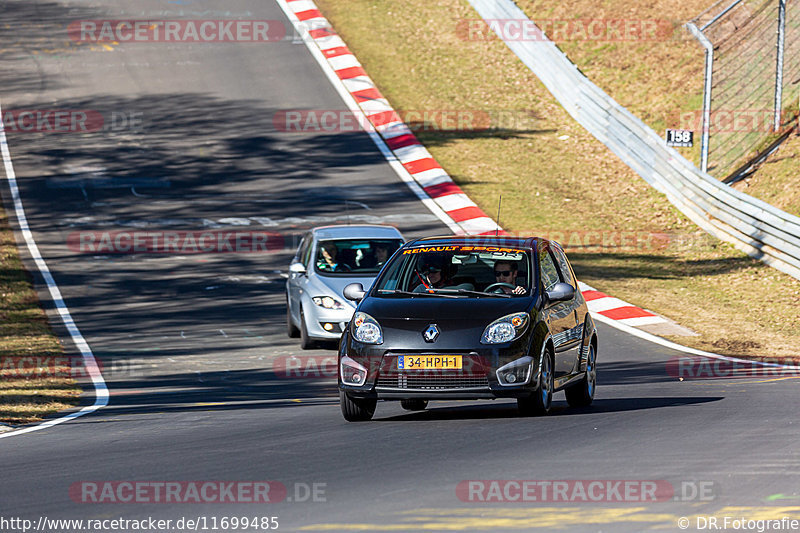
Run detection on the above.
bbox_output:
[69,368,339,418]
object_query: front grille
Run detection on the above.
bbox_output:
[377,372,489,390]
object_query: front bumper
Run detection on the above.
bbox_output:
[339,334,541,400]
[303,304,354,340]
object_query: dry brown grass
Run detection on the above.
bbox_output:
[0,205,81,425]
[732,133,800,217]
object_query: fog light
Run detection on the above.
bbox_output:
[496,356,534,386]
[323,323,334,331]
[340,355,368,386]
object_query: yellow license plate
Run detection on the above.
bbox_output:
[398,355,462,370]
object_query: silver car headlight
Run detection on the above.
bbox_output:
[481,312,529,344]
[351,312,383,344]
[312,296,345,310]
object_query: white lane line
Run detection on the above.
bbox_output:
[0,99,109,439]
[274,0,464,236]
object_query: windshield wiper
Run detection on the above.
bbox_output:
[377,289,458,298]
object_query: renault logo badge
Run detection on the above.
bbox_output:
[423,324,440,342]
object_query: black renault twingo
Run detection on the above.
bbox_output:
[338,236,597,421]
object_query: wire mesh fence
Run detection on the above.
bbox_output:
[687,0,799,179]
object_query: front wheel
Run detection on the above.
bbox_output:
[400,399,428,411]
[518,348,554,416]
[565,344,596,408]
[286,301,300,338]
[340,391,376,421]
[299,309,315,350]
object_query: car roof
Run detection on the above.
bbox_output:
[405,235,539,250]
[311,225,405,240]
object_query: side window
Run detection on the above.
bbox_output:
[552,246,575,288]
[539,248,560,292]
[301,235,314,267]
[295,234,310,265]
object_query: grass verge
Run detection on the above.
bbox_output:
[0,203,81,425]
[314,0,800,361]
[731,132,800,217]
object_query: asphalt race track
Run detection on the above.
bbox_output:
[1,1,799,532]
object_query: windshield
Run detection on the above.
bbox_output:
[314,239,403,276]
[374,244,533,297]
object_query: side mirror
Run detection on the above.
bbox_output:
[343,283,366,302]
[289,262,307,275]
[546,282,575,303]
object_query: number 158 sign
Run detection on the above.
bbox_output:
[666,129,693,147]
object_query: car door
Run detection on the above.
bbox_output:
[551,243,585,374]
[539,243,581,377]
[288,232,312,323]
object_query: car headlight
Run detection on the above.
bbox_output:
[496,356,534,386]
[340,355,368,386]
[351,312,383,344]
[312,296,345,310]
[481,312,529,344]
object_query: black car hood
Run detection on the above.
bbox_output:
[358,296,534,350]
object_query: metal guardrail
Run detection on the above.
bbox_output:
[467,0,800,281]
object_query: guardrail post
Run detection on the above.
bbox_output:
[774,0,787,132]
[687,23,714,174]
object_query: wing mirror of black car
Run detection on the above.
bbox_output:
[546,282,575,303]
[343,283,366,302]
[289,262,307,275]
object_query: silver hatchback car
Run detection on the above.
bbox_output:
[286,225,405,349]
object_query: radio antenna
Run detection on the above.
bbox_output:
[495,195,502,237]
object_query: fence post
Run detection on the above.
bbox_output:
[774,0,787,132]
[687,23,714,174]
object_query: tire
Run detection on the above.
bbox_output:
[299,308,315,350]
[565,344,596,408]
[400,399,428,411]
[518,347,554,416]
[286,300,300,338]
[340,391,376,421]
